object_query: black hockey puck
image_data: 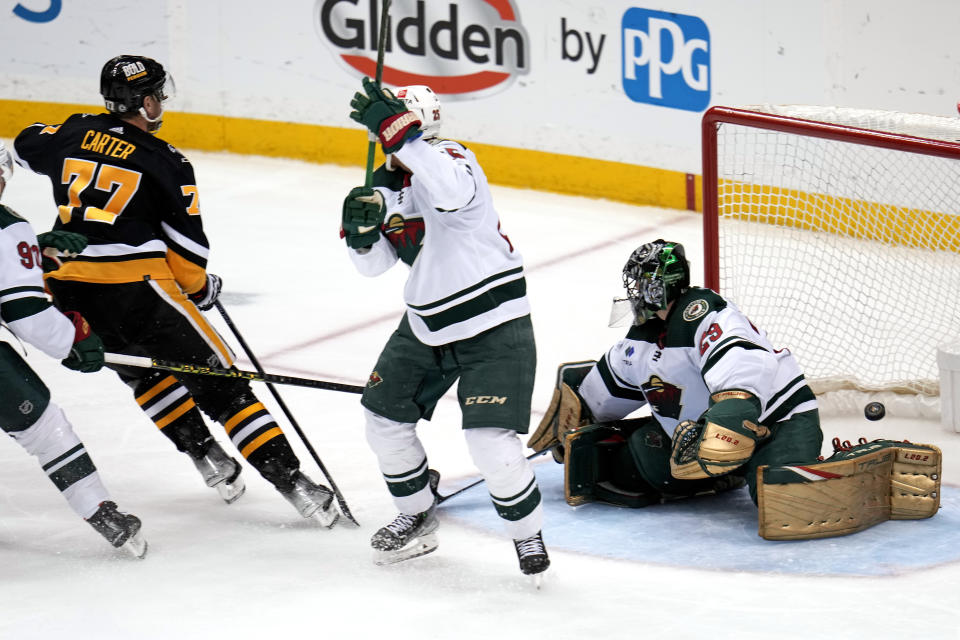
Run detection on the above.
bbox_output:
[864,402,886,421]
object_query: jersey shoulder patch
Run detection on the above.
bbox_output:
[0,205,27,230]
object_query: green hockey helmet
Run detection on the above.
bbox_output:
[622,239,690,317]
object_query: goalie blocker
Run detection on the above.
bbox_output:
[757,437,941,540]
[526,361,597,462]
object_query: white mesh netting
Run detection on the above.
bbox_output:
[712,105,960,401]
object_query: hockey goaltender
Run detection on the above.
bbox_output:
[527,239,942,540]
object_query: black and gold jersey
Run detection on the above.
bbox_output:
[14,112,209,294]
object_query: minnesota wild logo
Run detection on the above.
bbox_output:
[683,299,709,321]
[383,214,424,248]
[367,371,383,388]
[383,214,425,266]
[641,375,683,419]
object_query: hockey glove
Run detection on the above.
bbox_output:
[61,311,105,373]
[189,273,222,311]
[349,77,423,154]
[36,230,87,272]
[341,186,385,249]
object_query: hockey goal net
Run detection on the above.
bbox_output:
[702,105,960,403]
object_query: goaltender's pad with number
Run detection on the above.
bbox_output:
[757,438,941,540]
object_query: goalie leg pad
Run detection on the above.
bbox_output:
[526,361,596,455]
[757,439,942,540]
[563,422,659,508]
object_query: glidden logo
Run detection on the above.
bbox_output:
[315,0,529,98]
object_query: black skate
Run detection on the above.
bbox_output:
[191,439,245,504]
[711,473,746,495]
[86,501,148,559]
[371,505,439,566]
[514,531,550,585]
[279,471,339,528]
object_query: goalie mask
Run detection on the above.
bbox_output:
[395,85,442,139]
[100,55,175,132]
[622,240,690,321]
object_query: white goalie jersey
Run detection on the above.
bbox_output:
[0,205,74,358]
[348,136,529,346]
[577,287,818,437]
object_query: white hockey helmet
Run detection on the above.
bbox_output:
[395,85,442,139]
[0,140,13,186]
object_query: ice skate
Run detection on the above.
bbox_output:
[711,473,746,495]
[371,505,439,566]
[191,439,246,504]
[86,501,148,559]
[514,530,550,587]
[279,471,339,528]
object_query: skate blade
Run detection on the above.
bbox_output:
[122,531,148,559]
[373,532,439,566]
[530,571,546,590]
[217,478,246,504]
[309,504,340,529]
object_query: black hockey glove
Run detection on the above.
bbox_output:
[341,186,385,249]
[36,230,87,272]
[61,311,105,373]
[350,77,422,154]
[189,273,222,311]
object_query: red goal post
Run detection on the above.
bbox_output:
[701,105,960,399]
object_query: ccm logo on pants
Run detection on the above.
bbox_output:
[465,396,507,405]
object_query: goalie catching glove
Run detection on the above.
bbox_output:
[670,390,770,480]
[350,77,423,154]
[341,186,386,249]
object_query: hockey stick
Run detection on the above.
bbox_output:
[364,0,391,187]
[212,301,360,526]
[104,352,365,394]
[435,449,552,505]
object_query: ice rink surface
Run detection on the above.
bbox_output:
[1,148,958,639]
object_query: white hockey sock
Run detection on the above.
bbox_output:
[10,403,109,519]
[464,427,544,540]
[364,408,435,515]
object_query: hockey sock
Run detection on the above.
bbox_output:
[219,397,298,490]
[134,374,211,457]
[465,428,543,540]
[10,404,109,518]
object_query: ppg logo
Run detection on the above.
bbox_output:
[622,8,710,112]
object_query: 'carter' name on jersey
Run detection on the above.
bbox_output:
[80,129,136,160]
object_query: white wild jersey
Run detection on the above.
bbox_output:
[578,288,818,437]
[0,205,73,358]
[348,136,529,346]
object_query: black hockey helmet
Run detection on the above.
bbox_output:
[100,55,173,115]
[622,239,691,318]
